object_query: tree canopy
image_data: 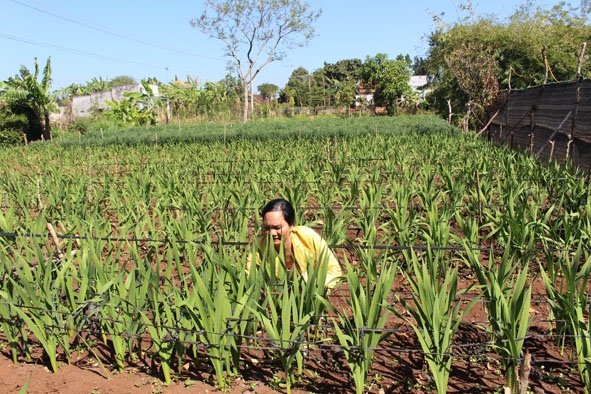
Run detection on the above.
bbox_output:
[190,0,321,123]
[280,66,317,107]
[0,57,58,141]
[257,83,279,101]
[360,54,413,115]
[425,0,591,127]
[323,59,362,82]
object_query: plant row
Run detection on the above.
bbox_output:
[0,116,590,393]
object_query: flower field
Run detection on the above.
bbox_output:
[0,115,590,393]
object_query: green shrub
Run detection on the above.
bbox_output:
[0,106,28,145]
[68,117,92,135]
[67,113,121,135]
[0,128,24,145]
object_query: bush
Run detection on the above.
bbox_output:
[0,106,28,146]
[68,117,92,135]
[0,127,25,146]
[67,114,121,135]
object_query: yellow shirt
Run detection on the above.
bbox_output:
[246,226,342,288]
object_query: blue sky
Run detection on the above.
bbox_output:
[1,0,548,92]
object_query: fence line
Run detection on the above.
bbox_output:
[487,79,591,173]
[2,201,582,213]
[1,230,588,255]
[0,301,577,367]
[0,233,585,385]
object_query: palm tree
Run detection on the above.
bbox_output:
[1,57,58,140]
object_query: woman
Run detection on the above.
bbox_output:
[246,198,342,288]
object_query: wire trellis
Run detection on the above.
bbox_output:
[0,301,582,369]
[1,230,589,255]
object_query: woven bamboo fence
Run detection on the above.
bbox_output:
[487,79,591,174]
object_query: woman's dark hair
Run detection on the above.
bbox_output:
[261,198,295,226]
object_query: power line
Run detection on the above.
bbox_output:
[8,0,223,61]
[0,31,168,71]
[0,30,227,84]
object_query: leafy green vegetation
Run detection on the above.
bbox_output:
[0,116,589,391]
[425,1,591,127]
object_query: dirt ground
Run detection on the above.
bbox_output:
[0,271,583,394]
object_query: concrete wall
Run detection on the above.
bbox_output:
[70,84,159,117]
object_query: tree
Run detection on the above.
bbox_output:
[160,76,203,118]
[105,80,157,126]
[200,80,234,115]
[159,75,240,121]
[218,73,243,99]
[257,83,279,103]
[85,77,110,93]
[309,69,329,107]
[108,75,137,87]
[191,0,321,123]
[412,56,429,75]
[0,104,29,145]
[445,42,499,119]
[0,57,58,140]
[359,53,413,115]
[281,67,313,107]
[425,1,591,127]
[320,59,361,106]
[58,77,110,102]
[323,59,362,82]
[330,78,358,112]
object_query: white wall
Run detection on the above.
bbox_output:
[70,84,159,117]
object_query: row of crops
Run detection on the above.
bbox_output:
[1,116,590,393]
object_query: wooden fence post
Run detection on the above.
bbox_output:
[517,351,531,394]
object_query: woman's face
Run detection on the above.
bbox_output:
[262,210,293,249]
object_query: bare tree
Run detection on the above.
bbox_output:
[191,0,321,123]
[445,42,500,128]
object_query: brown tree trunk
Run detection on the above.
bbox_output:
[43,111,52,141]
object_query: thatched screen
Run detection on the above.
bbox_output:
[487,79,591,173]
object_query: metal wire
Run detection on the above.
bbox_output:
[0,301,585,369]
[1,230,588,255]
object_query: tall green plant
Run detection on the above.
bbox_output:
[140,267,182,385]
[566,285,591,393]
[6,249,73,372]
[396,249,477,393]
[0,57,58,140]
[541,245,591,391]
[180,245,259,389]
[459,240,532,391]
[251,239,331,394]
[332,254,397,394]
